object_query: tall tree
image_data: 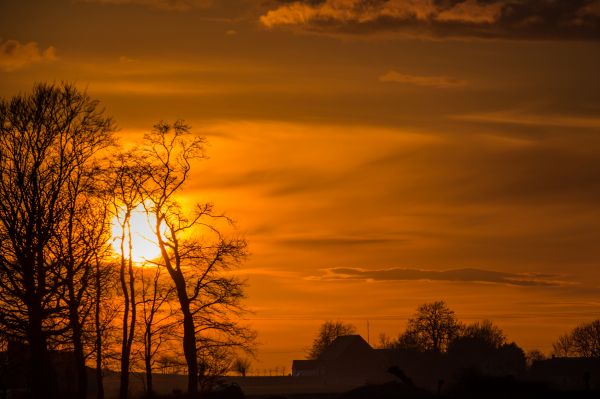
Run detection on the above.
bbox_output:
[0,83,114,399]
[307,320,357,359]
[52,190,112,399]
[406,301,459,354]
[109,154,147,399]
[142,121,253,394]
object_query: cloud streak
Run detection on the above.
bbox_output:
[379,70,467,88]
[313,267,563,286]
[78,0,213,11]
[0,40,57,72]
[260,0,600,41]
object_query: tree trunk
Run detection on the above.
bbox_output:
[95,257,105,399]
[119,249,131,399]
[71,312,88,399]
[182,310,198,395]
[120,218,136,399]
[144,330,154,397]
[28,306,60,399]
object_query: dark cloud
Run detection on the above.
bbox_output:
[260,0,600,41]
[315,266,563,286]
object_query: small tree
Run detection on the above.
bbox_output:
[307,320,356,359]
[525,349,546,368]
[232,357,252,377]
[376,333,395,349]
[552,333,574,357]
[137,265,177,395]
[456,320,506,349]
[394,328,425,352]
[197,346,234,392]
[406,301,459,354]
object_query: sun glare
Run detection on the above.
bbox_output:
[111,203,163,263]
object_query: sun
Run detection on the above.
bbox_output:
[111,202,163,263]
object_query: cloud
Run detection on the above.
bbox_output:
[280,236,403,248]
[79,0,213,11]
[451,111,600,129]
[314,266,563,286]
[0,40,57,72]
[260,0,600,41]
[379,70,467,88]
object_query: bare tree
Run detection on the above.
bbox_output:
[197,346,234,392]
[393,328,424,352]
[109,153,148,399]
[552,333,575,357]
[553,320,600,358]
[50,166,115,399]
[376,333,395,349]
[456,320,506,349]
[137,265,177,395]
[525,349,546,368]
[232,357,252,377]
[406,301,460,354]
[90,256,120,399]
[141,121,254,394]
[307,320,357,359]
[0,83,114,399]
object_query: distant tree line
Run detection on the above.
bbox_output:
[0,83,255,399]
[310,302,600,373]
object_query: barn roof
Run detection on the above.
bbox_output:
[318,335,373,363]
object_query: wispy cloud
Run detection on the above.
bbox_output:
[78,0,213,11]
[379,70,467,89]
[260,0,600,41]
[0,40,57,72]
[452,111,600,129]
[312,267,564,287]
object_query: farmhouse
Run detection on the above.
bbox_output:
[291,335,393,384]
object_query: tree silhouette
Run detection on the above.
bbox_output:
[406,301,459,354]
[0,86,253,398]
[137,264,177,395]
[452,320,506,350]
[307,320,357,359]
[232,357,252,377]
[553,319,600,357]
[109,153,147,399]
[0,82,114,399]
[141,121,254,394]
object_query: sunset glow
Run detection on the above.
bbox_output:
[2,0,600,377]
[111,203,162,263]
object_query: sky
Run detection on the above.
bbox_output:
[1,0,600,372]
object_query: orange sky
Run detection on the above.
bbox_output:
[2,0,600,372]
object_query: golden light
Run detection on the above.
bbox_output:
[111,203,163,263]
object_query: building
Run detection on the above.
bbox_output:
[291,335,393,385]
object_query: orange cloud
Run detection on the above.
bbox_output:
[0,40,57,72]
[260,0,600,40]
